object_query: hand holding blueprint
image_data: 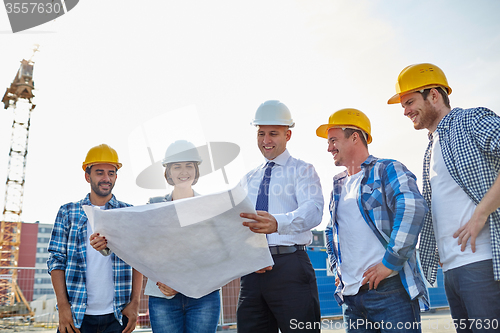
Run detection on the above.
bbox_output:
[83,185,273,298]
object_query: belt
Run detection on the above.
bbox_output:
[359,275,399,291]
[269,245,306,255]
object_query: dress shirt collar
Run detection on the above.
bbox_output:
[262,149,291,168]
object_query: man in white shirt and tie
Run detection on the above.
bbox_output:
[237,100,324,333]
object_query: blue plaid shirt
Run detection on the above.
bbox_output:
[419,107,500,284]
[47,194,133,328]
[325,155,429,307]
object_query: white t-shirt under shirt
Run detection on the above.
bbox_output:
[430,132,492,272]
[337,170,397,296]
[85,205,114,315]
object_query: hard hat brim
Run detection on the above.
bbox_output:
[388,85,452,105]
[251,121,295,128]
[316,124,332,139]
[82,162,122,171]
[161,160,202,167]
[387,93,400,104]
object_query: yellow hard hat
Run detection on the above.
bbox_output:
[82,144,122,171]
[316,108,372,144]
[388,63,452,104]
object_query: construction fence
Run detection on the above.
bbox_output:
[0,265,340,329]
[0,248,449,329]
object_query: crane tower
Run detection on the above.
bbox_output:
[0,55,37,317]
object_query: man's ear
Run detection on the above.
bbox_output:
[85,172,91,184]
[430,88,441,104]
[351,131,359,143]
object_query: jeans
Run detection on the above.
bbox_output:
[342,276,421,332]
[77,313,127,333]
[444,259,500,333]
[148,289,220,333]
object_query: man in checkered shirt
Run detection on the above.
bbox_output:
[48,144,143,333]
[317,108,428,332]
[389,63,500,331]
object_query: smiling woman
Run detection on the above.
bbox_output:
[143,139,221,333]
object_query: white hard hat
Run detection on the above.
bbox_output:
[251,100,295,128]
[162,140,203,166]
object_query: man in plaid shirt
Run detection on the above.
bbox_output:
[317,109,428,332]
[48,144,142,333]
[389,63,500,331]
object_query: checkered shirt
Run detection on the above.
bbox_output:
[47,194,133,328]
[325,155,429,307]
[419,107,500,284]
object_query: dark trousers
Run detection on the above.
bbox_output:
[80,313,127,333]
[236,250,320,333]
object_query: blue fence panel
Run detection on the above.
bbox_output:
[427,267,448,308]
[307,247,343,317]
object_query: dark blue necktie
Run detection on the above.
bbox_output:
[255,162,275,211]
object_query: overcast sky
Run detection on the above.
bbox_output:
[1,0,499,230]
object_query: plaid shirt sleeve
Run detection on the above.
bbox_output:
[325,193,337,274]
[470,107,500,157]
[360,157,428,305]
[47,204,71,272]
[47,200,88,327]
[378,160,428,271]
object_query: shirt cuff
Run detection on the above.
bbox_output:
[382,252,404,271]
[274,214,291,234]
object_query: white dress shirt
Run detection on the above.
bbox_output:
[243,149,324,246]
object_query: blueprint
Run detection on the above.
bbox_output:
[83,185,273,298]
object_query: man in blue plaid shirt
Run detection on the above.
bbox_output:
[48,144,143,333]
[317,109,428,332]
[389,63,500,332]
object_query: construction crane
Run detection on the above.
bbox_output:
[0,48,39,318]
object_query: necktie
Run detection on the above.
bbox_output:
[255,162,275,212]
